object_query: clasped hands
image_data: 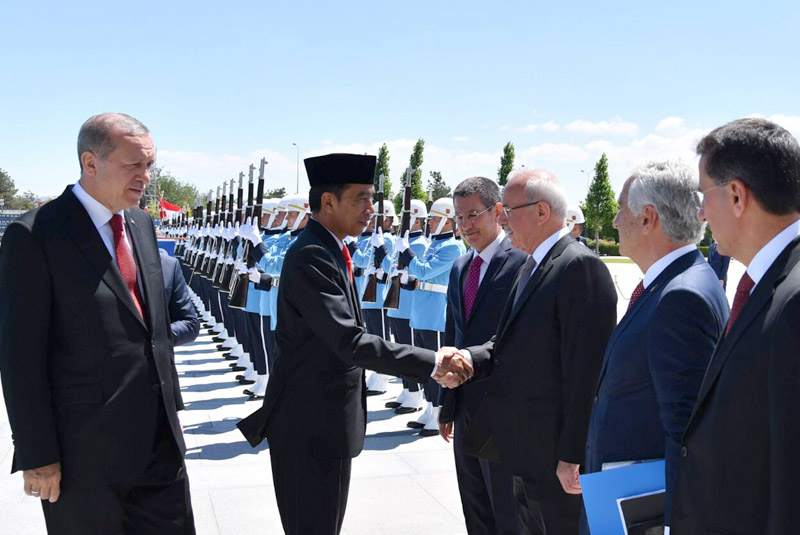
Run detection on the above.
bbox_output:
[433,346,473,388]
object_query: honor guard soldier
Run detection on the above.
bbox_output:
[385,199,430,411]
[359,202,395,394]
[566,205,589,247]
[351,219,374,298]
[397,197,465,434]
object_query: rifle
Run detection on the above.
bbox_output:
[229,160,265,309]
[383,167,415,309]
[200,188,220,278]
[362,174,385,303]
[210,181,228,286]
[220,176,242,292]
[192,191,213,272]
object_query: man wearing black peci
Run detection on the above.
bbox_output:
[238,153,472,535]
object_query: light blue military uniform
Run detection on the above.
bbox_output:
[386,230,429,321]
[407,232,465,332]
[257,230,293,330]
[257,229,284,318]
[355,231,394,310]
[351,232,372,300]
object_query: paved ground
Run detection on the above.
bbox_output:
[0,258,744,534]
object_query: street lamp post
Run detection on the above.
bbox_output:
[292,143,299,194]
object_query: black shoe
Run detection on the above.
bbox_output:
[235,374,246,381]
[216,344,227,351]
[366,389,385,396]
[418,428,439,437]
[248,394,265,401]
[231,366,247,372]
[385,401,402,409]
[213,337,226,343]
[243,388,255,396]
[239,378,255,385]
[395,406,422,415]
[406,421,425,429]
[224,355,238,361]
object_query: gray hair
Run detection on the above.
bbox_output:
[453,176,501,207]
[506,168,568,218]
[77,113,150,171]
[627,159,705,243]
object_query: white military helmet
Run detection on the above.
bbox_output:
[285,194,310,231]
[566,205,585,231]
[371,201,396,219]
[263,197,280,229]
[409,199,428,230]
[429,197,455,236]
[273,196,292,230]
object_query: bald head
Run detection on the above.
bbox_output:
[506,168,568,218]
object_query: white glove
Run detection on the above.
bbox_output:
[399,269,409,285]
[240,217,262,246]
[237,264,248,275]
[394,230,410,253]
[233,221,241,237]
[369,227,384,248]
[225,256,234,265]
[248,267,261,283]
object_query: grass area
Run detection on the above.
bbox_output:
[601,257,635,264]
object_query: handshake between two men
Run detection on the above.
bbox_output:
[432,347,473,388]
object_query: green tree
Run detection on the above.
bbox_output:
[265,187,286,199]
[375,143,392,200]
[427,171,451,201]
[583,153,618,253]
[1,168,18,208]
[497,142,515,186]
[152,166,199,210]
[393,138,427,213]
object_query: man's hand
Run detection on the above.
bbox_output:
[439,421,454,443]
[394,230,410,253]
[23,462,61,503]
[434,347,473,388]
[248,267,261,283]
[369,227,384,248]
[556,460,582,495]
[239,217,262,246]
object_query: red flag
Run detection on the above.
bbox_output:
[160,199,181,220]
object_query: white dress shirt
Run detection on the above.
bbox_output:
[642,244,698,289]
[745,218,800,294]
[72,181,130,260]
[521,226,571,283]
[470,230,506,286]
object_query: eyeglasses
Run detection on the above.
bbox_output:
[501,200,541,218]
[694,181,731,208]
[454,206,493,225]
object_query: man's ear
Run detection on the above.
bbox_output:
[80,151,98,177]
[730,179,748,218]
[641,205,659,235]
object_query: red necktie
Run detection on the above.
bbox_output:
[726,272,755,335]
[341,244,354,282]
[463,255,483,322]
[628,281,645,310]
[110,214,145,320]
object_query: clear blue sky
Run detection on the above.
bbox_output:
[2,0,799,205]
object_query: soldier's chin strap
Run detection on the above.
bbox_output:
[288,211,306,231]
[410,215,426,232]
[433,216,450,236]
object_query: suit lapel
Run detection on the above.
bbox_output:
[61,189,147,330]
[690,238,800,424]
[125,210,154,330]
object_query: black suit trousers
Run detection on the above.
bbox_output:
[414,328,441,406]
[41,400,195,535]
[271,452,351,535]
[512,476,580,535]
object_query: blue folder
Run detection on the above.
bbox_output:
[581,460,665,535]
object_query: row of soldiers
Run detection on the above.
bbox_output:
[168,190,467,436]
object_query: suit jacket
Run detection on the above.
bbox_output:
[0,186,185,485]
[440,236,527,428]
[159,249,200,347]
[461,234,617,479]
[672,237,800,535]
[585,250,729,524]
[238,218,436,459]
[707,242,731,286]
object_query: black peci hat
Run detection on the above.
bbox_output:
[304,153,376,187]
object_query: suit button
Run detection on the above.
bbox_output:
[593,396,599,405]
[681,446,688,457]
[151,340,156,349]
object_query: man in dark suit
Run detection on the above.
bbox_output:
[446,169,618,535]
[583,160,730,533]
[672,118,800,534]
[707,239,731,289]
[440,176,526,535]
[159,248,201,346]
[0,113,194,534]
[237,153,472,535]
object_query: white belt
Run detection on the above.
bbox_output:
[416,281,447,294]
[271,277,280,288]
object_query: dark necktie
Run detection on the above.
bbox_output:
[513,256,537,306]
[109,214,145,320]
[627,281,645,310]
[341,244,354,282]
[726,272,755,335]
[463,255,484,322]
